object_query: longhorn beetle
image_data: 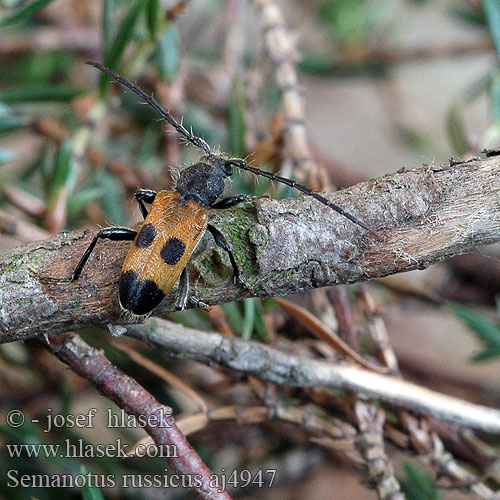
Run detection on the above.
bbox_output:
[55,61,371,316]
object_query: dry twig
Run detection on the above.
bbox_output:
[354,402,404,500]
[41,331,232,500]
[254,0,321,187]
[124,318,500,434]
[130,404,357,456]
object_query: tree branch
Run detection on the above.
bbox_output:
[41,331,232,500]
[126,318,500,434]
[2,157,500,342]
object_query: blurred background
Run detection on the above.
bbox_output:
[0,0,499,499]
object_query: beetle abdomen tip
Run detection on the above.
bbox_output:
[119,270,165,316]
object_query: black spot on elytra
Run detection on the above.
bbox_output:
[135,223,156,248]
[119,270,165,315]
[160,237,186,265]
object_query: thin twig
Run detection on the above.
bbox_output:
[253,0,321,187]
[112,341,209,413]
[124,318,500,434]
[0,209,50,243]
[329,272,404,498]
[31,117,150,190]
[358,284,400,373]
[129,404,357,455]
[328,285,359,349]
[425,432,499,500]
[2,186,46,218]
[0,28,101,57]
[354,401,404,500]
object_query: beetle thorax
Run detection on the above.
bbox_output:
[176,159,227,207]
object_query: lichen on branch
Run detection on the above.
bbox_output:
[1,157,500,342]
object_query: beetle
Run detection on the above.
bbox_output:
[56,61,371,316]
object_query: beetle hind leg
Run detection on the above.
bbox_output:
[189,296,210,311]
[175,268,189,311]
[206,224,252,291]
[175,267,210,311]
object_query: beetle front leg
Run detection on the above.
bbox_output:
[210,194,256,209]
[135,188,157,219]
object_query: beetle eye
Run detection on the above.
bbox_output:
[224,162,233,176]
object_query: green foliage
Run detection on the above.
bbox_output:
[483,0,500,62]
[227,77,246,158]
[102,0,115,54]
[446,104,468,156]
[222,302,244,334]
[80,467,105,500]
[399,462,441,500]
[447,1,500,151]
[451,4,486,26]
[135,123,163,168]
[0,149,17,164]
[146,0,160,39]
[2,1,500,499]
[100,0,145,94]
[254,299,272,341]
[222,299,270,341]
[242,298,256,339]
[448,303,500,361]
[0,104,27,133]
[298,55,337,75]
[490,71,500,122]
[0,85,83,103]
[0,0,55,26]
[156,26,179,82]
[319,0,392,46]
[395,127,435,155]
[94,170,126,226]
[49,139,74,200]
[67,187,105,219]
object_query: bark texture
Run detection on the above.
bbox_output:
[1,157,500,342]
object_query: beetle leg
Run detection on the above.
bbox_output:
[189,296,210,311]
[176,268,210,311]
[175,267,189,311]
[135,188,157,219]
[210,194,255,209]
[206,224,250,290]
[46,227,136,283]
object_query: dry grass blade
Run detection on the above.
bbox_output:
[274,297,388,374]
[375,275,441,303]
[207,305,235,336]
[2,185,46,217]
[113,341,208,413]
[0,209,50,243]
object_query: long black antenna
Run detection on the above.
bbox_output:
[87,62,371,232]
[86,61,211,155]
[227,159,373,232]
